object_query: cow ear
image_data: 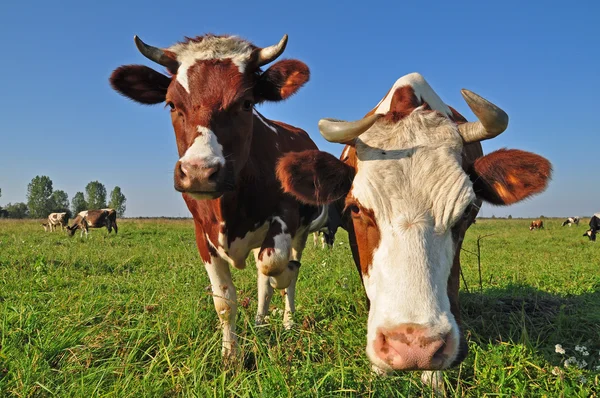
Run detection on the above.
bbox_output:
[276,150,354,205]
[109,65,171,105]
[468,148,552,205]
[255,60,310,103]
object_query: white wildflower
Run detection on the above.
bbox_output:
[595,365,600,371]
[578,360,587,369]
[579,376,587,384]
[582,350,589,356]
[575,345,586,353]
[551,367,562,376]
[564,357,578,368]
[555,344,566,354]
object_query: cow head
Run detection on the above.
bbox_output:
[110,34,309,199]
[65,225,77,236]
[584,229,596,241]
[277,73,551,372]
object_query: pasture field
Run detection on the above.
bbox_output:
[0,218,599,397]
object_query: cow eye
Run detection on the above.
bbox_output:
[242,100,253,111]
[349,205,360,215]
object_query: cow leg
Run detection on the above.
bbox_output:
[253,248,274,326]
[256,213,299,290]
[281,228,309,329]
[112,220,118,234]
[313,232,318,247]
[205,256,238,358]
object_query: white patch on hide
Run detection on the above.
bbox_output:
[374,72,452,117]
[179,126,225,167]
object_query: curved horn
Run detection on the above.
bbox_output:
[318,114,382,143]
[257,34,288,67]
[457,89,509,143]
[134,35,179,73]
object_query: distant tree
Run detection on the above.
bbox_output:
[491,215,496,219]
[71,192,87,214]
[50,190,70,216]
[540,215,545,219]
[85,181,107,210]
[27,176,53,218]
[508,215,512,219]
[4,202,29,219]
[108,186,127,217]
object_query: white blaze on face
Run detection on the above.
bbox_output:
[353,74,476,369]
[180,126,225,167]
[168,36,254,93]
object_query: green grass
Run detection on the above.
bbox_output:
[0,218,598,397]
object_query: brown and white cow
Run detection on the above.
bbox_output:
[66,209,118,237]
[277,73,552,375]
[529,219,544,230]
[109,34,326,358]
[42,212,69,232]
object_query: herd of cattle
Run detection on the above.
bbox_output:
[26,31,594,386]
[42,208,118,237]
[528,215,600,241]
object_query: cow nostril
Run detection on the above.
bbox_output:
[207,165,221,181]
[177,162,188,179]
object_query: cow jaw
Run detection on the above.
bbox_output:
[351,109,475,371]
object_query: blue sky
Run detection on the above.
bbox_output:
[1,1,598,217]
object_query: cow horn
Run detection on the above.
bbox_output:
[318,114,382,143]
[457,89,509,143]
[257,34,288,67]
[134,35,179,73]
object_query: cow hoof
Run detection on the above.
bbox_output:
[283,319,295,330]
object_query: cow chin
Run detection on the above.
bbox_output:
[187,191,224,200]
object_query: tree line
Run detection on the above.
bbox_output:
[0,177,126,219]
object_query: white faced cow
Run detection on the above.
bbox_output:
[277,73,552,379]
[42,212,69,232]
[109,34,326,359]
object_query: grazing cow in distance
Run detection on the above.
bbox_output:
[313,203,343,249]
[109,33,327,359]
[562,216,580,227]
[530,219,544,230]
[583,214,600,241]
[66,209,118,237]
[42,212,69,232]
[277,73,552,377]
